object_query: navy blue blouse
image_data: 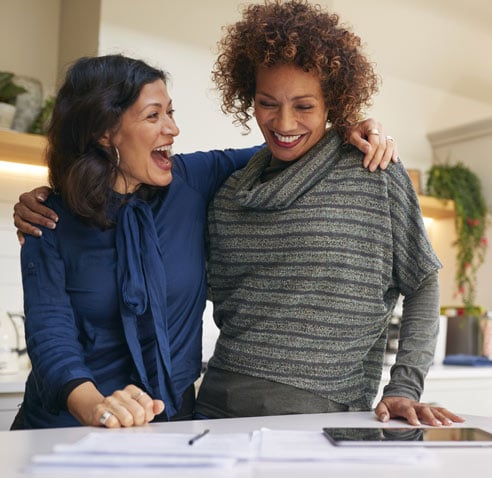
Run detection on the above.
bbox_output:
[20,147,257,428]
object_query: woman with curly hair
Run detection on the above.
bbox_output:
[196,0,463,427]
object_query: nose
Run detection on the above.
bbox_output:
[274,106,296,132]
[161,114,180,137]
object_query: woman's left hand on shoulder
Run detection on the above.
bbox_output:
[347,118,399,172]
[374,396,465,426]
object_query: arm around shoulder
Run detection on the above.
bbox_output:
[14,186,57,242]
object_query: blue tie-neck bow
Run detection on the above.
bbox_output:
[116,197,179,418]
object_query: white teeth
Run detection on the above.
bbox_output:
[274,133,301,143]
[153,145,172,152]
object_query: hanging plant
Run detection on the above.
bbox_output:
[426,162,488,310]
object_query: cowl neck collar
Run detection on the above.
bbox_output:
[234,129,343,210]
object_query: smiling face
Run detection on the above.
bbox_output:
[254,64,329,162]
[107,79,180,193]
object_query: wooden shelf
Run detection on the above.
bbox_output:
[418,194,455,219]
[0,129,47,166]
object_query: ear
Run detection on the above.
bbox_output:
[98,131,112,148]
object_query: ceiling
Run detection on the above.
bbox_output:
[334,0,492,106]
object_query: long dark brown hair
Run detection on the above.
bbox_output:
[46,54,167,228]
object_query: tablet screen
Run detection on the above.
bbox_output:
[322,427,492,447]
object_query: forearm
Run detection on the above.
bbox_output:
[383,271,440,400]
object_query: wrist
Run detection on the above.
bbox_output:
[66,381,104,425]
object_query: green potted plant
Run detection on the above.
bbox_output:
[427,162,489,356]
[0,72,27,128]
[426,162,488,309]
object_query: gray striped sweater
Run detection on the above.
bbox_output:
[205,130,441,407]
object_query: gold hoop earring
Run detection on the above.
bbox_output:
[113,146,120,167]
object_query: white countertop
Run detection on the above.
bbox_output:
[1,411,491,477]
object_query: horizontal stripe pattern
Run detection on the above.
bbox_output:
[206,131,440,405]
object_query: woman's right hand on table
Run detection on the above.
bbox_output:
[67,382,165,428]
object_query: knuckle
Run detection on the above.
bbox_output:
[120,414,134,428]
[104,395,118,407]
[133,408,146,424]
[112,390,126,400]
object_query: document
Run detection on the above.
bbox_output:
[53,431,259,460]
[30,431,258,472]
[29,428,434,471]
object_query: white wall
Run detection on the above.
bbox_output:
[0,0,61,98]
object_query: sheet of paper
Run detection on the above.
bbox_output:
[31,452,237,468]
[54,431,259,460]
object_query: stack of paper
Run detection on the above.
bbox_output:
[28,429,434,473]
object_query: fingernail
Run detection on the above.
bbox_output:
[36,195,47,202]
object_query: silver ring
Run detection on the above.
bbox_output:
[367,128,380,136]
[386,135,395,142]
[133,390,145,401]
[99,410,112,425]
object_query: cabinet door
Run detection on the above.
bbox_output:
[0,394,23,430]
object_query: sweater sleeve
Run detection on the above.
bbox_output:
[21,224,94,413]
[386,161,442,295]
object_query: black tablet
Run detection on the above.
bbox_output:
[322,427,492,447]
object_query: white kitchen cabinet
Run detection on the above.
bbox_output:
[0,371,27,430]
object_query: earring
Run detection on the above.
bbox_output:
[113,145,120,167]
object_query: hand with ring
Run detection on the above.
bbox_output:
[95,385,164,428]
[67,382,165,428]
[347,118,400,172]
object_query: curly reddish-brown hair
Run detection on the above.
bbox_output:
[213,0,380,138]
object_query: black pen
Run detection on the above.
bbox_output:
[188,429,210,446]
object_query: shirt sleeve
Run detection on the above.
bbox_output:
[21,223,95,413]
[173,146,262,203]
[383,271,440,400]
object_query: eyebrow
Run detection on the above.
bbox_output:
[139,100,173,114]
[255,91,319,101]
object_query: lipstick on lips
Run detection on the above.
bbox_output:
[272,132,303,148]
